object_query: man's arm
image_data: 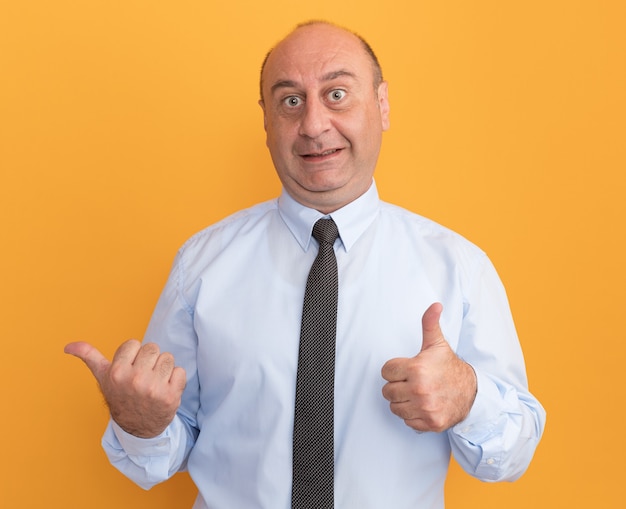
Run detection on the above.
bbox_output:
[64,340,195,488]
[447,366,545,481]
[382,258,546,481]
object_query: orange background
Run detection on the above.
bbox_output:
[1,1,624,507]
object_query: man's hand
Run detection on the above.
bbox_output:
[64,340,186,438]
[381,303,477,432]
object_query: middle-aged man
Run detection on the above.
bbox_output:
[66,20,546,509]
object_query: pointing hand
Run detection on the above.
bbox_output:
[65,340,186,438]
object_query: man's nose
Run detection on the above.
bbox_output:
[298,99,331,139]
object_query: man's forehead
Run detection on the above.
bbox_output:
[269,69,357,95]
[264,36,368,86]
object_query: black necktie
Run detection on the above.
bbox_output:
[292,218,339,509]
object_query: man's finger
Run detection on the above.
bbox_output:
[381,379,410,403]
[381,358,409,382]
[420,302,445,352]
[153,351,176,379]
[131,342,163,371]
[64,341,111,383]
[111,339,143,365]
[170,366,187,391]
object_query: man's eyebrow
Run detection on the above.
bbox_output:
[270,80,299,95]
[270,70,357,95]
[321,70,356,81]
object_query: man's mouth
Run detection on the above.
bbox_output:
[302,148,341,159]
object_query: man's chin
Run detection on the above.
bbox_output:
[288,177,371,213]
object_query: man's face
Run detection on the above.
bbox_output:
[260,24,390,213]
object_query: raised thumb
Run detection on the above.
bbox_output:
[64,341,111,384]
[420,302,445,351]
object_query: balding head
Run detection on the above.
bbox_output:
[260,21,383,102]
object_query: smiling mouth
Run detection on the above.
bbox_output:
[302,148,341,159]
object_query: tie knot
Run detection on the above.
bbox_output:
[312,218,339,246]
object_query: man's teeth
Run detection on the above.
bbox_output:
[309,149,337,157]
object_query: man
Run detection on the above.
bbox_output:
[66,21,545,508]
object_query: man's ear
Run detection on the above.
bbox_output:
[258,100,267,131]
[377,82,390,131]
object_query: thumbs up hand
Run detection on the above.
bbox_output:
[381,303,477,433]
[64,340,186,438]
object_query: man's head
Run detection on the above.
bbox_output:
[259,21,390,213]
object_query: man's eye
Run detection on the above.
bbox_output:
[284,96,302,107]
[328,89,346,101]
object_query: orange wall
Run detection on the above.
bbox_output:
[1,1,624,507]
